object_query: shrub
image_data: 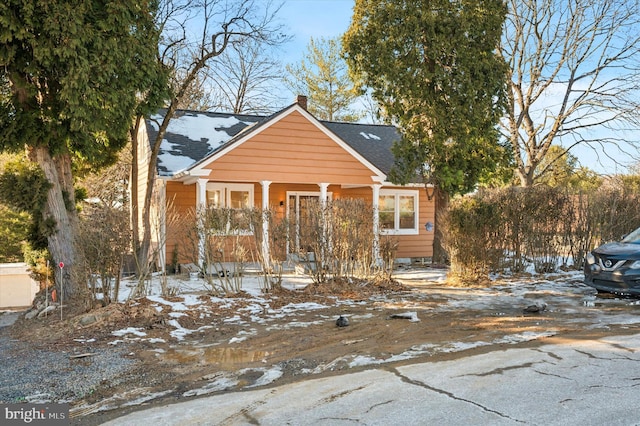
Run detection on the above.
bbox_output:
[0,205,30,263]
[443,182,640,283]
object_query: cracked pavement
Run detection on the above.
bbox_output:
[102,333,640,425]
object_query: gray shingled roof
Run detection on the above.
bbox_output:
[322,121,400,175]
[146,108,400,177]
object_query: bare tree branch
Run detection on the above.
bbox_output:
[500,0,640,185]
[132,0,286,275]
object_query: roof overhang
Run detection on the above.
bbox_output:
[165,169,211,184]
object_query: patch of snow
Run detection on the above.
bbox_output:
[239,302,267,316]
[265,320,325,331]
[229,329,257,343]
[71,388,174,416]
[120,390,174,408]
[147,295,200,311]
[168,319,196,341]
[312,331,560,373]
[359,132,381,140]
[246,367,284,388]
[279,302,328,313]
[182,376,238,397]
[163,113,246,148]
[152,112,258,175]
[494,331,557,344]
[25,393,53,403]
[157,152,195,176]
[223,315,244,324]
[112,327,147,337]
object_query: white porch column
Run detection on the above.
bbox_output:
[372,184,382,266]
[196,179,208,267]
[318,183,330,269]
[260,181,272,268]
[318,183,329,206]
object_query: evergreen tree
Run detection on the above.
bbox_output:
[285,37,362,121]
[343,0,509,195]
[536,146,601,191]
[0,204,30,263]
[343,0,509,263]
[0,153,31,262]
[0,1,167,301]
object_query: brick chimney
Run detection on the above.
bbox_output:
[296,95,308,110]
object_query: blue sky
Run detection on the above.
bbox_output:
[279,0,354,62]
[268,0,358,109]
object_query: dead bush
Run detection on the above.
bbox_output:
[294,198,389,283]
[443,182,640,283]
[175,206,247,295]
[76,203,130,305]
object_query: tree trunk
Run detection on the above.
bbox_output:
[130,124,140,263]
[432,187,450,265]
[29,146,78,302]
[130,117,154,279]
[516,167,535,187]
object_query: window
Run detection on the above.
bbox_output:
[378,190,419,235]
[207,183,253,209]
[206,183,254,234]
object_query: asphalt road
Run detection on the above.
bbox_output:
[101,332,640,426]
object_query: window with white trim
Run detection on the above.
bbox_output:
[379,190,419,235]
[206,183,254,234]
[206,183,253,208]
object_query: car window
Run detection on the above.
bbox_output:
[621,227,640,243]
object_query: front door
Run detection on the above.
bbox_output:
[287,192,331,255]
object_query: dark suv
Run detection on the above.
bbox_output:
[584,227,640,296]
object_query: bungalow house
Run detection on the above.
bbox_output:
[135,96,434,271]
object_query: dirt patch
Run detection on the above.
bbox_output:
[4,270,638,425]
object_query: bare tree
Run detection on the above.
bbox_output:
[77,148,133,306]
[174,72,217,111]
[500,0,640,186]
[206,38,288,114]
[131,0,286,279]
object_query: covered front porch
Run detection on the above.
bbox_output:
[165,178,387,269]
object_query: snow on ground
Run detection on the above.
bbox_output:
[108,269,640,351]
[74,266,640,410]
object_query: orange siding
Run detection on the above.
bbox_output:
[204,111,378,185]
[341,186,434,259]
[398,187,434,258]
[165,181,196,264]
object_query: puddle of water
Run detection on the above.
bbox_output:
[162,347,270,367]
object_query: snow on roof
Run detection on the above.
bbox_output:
[146,108,402,178]
[147,110,262,176]
[359,132,381,140]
